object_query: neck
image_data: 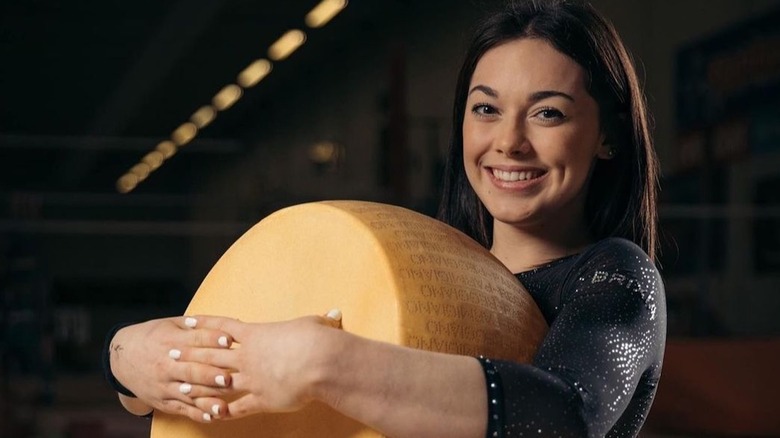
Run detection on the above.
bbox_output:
[490,217,592,274]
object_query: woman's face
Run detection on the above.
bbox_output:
[463,37,610,234]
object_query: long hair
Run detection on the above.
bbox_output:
[437,0,659,260]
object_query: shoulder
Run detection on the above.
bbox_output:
[576,237,657,277]
[563,237,665,318]
[582,237,651,262]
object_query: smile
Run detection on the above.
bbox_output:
[491,168,545,182]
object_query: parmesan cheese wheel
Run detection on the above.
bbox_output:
[150,200,547,438]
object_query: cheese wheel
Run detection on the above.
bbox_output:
[150,200,547,438]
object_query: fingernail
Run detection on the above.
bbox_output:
[184,317,198,328]
[212,404,220,416]
[179,383,192,394]
[215,375,226,387]
[326,308,342,321]
[168,349,182,360]
[202,412,212,422]
[218,336,229,347]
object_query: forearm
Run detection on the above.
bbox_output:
[312,330,488,438]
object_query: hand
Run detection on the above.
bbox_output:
[109,316,234,422]
[180,310,343,419]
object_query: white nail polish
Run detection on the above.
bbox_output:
[215,375,226,386]
[202,412,212,422]
[168,349,182,360]
[179,383,192,394]
[184,317,198,328]
[218,336,229,347]
[326,308,342,321]
[212,404,220,416]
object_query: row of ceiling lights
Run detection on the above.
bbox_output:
[116,0,348,193]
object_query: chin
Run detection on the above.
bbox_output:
[486,206,536,226]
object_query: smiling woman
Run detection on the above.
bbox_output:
[103,1,665,437]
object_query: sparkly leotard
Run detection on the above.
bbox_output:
[485,237,666,437]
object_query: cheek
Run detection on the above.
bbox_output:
[557,146,599,189]
[462,120,489,158]
[546,128,600,167]
[461,138,482,184]
[462,126,478,161]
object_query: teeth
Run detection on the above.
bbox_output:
[492,169,540,182]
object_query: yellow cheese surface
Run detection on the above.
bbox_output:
[151,201,547,438]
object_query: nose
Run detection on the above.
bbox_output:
[494,119,530,156]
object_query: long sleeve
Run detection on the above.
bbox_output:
[488,238,666,437]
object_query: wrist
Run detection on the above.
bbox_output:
[306,325,350,407]
[476,356,504,438]
[103,322,137,397]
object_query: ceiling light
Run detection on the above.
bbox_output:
[308,141,338,164]
[305,0,348,28]
[172,122,198,146]
[212,84,243,111]
[238,59,273,88]
[141,151,164,170]
[117,173,139,194]
[268,30,306,61]
[156,140,177,159]
[190,105,217,128]
[130,163,152,181]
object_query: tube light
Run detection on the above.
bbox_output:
[142,151,164,170]
[117,173,139,194]
[172,122,198,146]
[268,30,306,61]
[130,163,152,181]
[212,84,243,111]
[156,140,177,159]
[191,105,217,128]
[238,59,273,88]
[305,0,348,28]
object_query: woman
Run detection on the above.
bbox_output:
[105,1,665,436]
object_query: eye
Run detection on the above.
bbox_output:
[471,103,498,117]
[533,107,566,123]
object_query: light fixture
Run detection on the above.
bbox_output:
[212,84,243,111]
[156,140,177,159]
[308,141,338,163]
[238,59,273,88]
[308,140,343,171]
[141,151,164,170]
[305,0,348,28]
[130,163,152,181]
[116,173,140,194]
[190,105,217,128]
[268,30,306,61]
[172,122,198,146]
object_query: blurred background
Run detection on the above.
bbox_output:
[1,0,778,436]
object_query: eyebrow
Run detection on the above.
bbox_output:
[530,90,575,102]
[469,84,499,98]
[468,85,575,102]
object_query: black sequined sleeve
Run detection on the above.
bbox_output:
[487,238,666,437]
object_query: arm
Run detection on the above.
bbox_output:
[315,328,488,438]
[181,315,489,438]
[490,239,666,436]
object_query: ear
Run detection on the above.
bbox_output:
[595,133,614,160]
